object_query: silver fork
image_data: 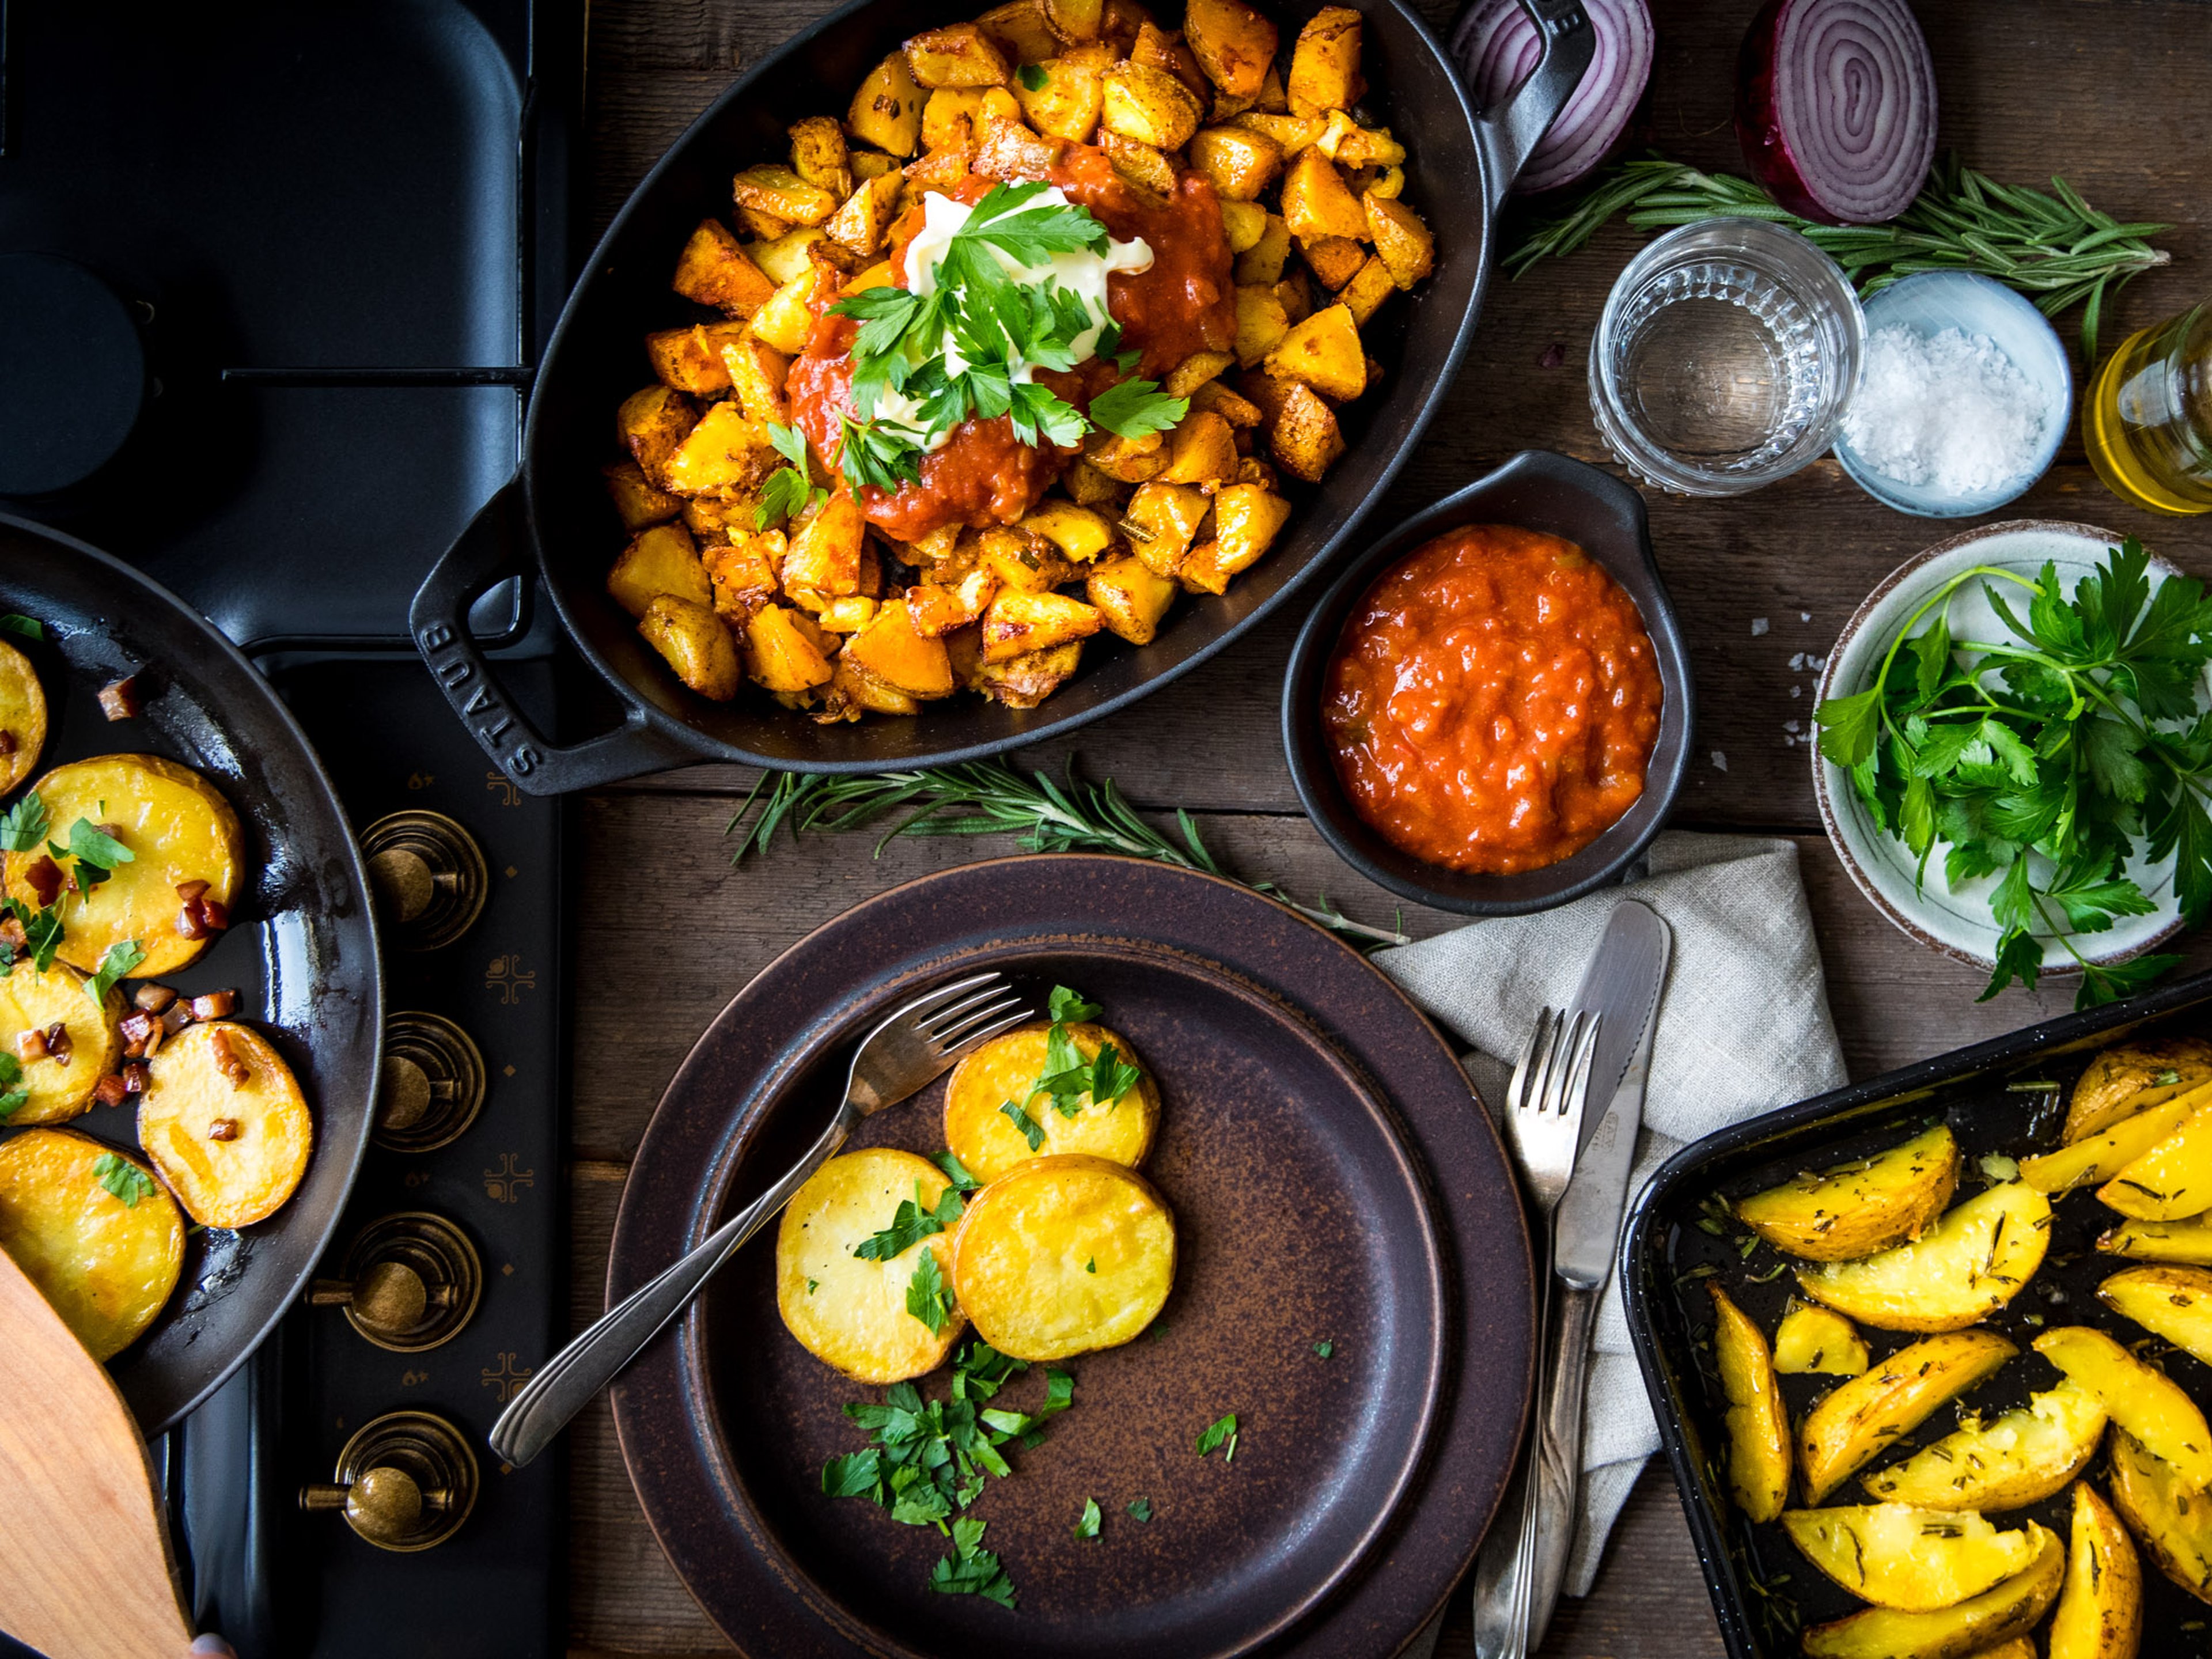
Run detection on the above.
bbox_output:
[1472,1007,1601,1659]
[488,971,1031,1468]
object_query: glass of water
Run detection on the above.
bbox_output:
[1589,218,1865,496]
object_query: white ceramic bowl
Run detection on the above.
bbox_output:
[1813,520,2190,975]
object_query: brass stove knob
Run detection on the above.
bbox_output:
[308,1213,482,1351]
[359,810,487,950]
[374,1012,486,1153]
[300,1411,476,1552]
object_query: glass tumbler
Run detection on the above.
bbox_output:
[1589,218,1866,497]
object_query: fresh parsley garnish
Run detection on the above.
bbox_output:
[1195,1412,1240,1462]
[0,1054,25,1122]
[853,1180,965,1261]
[1313,1339,1335,1359]
[2,897,64,974]
[63,817,132,873]
[1029,983,1143,1119]
[1074,1496,1102,1538]
[1017,62,1049,91]
[93,1153,156,1208]
[906,1249,957,1334]
[806,1278,820,1294]
[1088,376,1188,441]
[929,1517,1017,1608]
[932,1149,983,1193]
[1816,537,2212,1009]
[1000,1096,1046,1150]
[1085,1257,1096,1273]
[755,421,828,529]
[1126,1497,1153,1522]
[0,793,48,854]
[1048,985,1100,1024]
[87,938,145,1006]
[838,414,927,495]
[0,615,41,640]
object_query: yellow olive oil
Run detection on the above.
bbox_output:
[2085,300,2212,516]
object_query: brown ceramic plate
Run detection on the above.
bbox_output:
[608,854,1535,1657]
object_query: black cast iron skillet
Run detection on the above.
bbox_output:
[409,0,1594,793]
[1282,449,1694,915]
[0,513,382,1435]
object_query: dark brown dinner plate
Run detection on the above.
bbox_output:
[608,855,1535,1658]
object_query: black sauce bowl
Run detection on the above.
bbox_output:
[1281,449,1694,916]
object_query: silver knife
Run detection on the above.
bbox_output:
[1472,899,1671,1659]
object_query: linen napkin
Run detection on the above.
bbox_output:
[1373,832,1847,1600]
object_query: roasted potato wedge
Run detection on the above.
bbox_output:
[2068,1038,2212,1143]
[1183,0,1275,98]
[775,1147,965,1382]
[1710,1283,1790,1522]
[943,1022,1160,1183]
[607,522,710,618]
[2020,1086,2212,1194]
[603,459,683,532]
[639,596,744,701]
[1862,1380,2106,1511]
[1086,555,1177,645]
[2036,1324,2212,1488]
[744,604,835,696]
[0,1127,183,1361]
[1783,1503,2036,1611]
[1799,1330,2017,1504]
[1734,1124,1959,1261]
[672,219,778,316]
[0,956,123,1125]
[2100,1262,2212,1365]
[138,1021,312,1229]
[5,754,244,978]
[850,52,926,156]
[0,638,47,793]
[844,600,956,699]
[1772,1301,1869,1376]
[1793,1180,2050,1332]
[2098,1101,2212,1219]
[1286,5,1362,116]
[2048,1482,2142,1659]
[949,1154,1174,1361]
[2108,1427,2212,1603]
[1799,1521,2062,1659]
[2097,1214,2212,1263]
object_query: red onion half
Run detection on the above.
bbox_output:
[1455,0,1656,196]
[1736,0,1936,225]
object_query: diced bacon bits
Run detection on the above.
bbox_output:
[160,1002,193,1037]
[176,884,230,940]
[23,855,62,907]
[208,1118,240,1141]
[122,1061,151,1095]
[13,1028,48,1063]
[97,675,143,721]
[40,1022,70,1066]
[175,880,210,902]
[133,984,178,1013]
[120,1010,157,1046]
[93,1074,130,1108]
[189,990,239,1022]
[208,1028,251,1088]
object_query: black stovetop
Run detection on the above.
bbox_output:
[1,3,586,1656]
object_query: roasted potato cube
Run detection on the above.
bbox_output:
[979,528,1080,591]
[781,489,867,596]
[1191,377,1263,427]
[1234,213,1293,285]
[603,459,684,531]
[1365,192,1436,289]
[1800,1330,2017,1504]
[788,115,853,199]
[1339,255,1396,326]
[1233,285,1290,366]
[1264,302,1366,400]
[2108,1427,2212,1604]
[944,1024,1160,1182]
[1042,0,1105,45]
[1785,1504,2038,1611]
[1287,6,1363,116]
[1099,130,1176,196]
[1211,482,1291,563]
[1127,21,1204,94]
[138,1021,313,1230]
[824,654,922,717]
[1219,199,1268,252]
[1183,0,1276,98]
[1275,268,1313,325]
[662,402,775,495]
[823,173,903,258]
[716,331,791,426]
[975,113,1065,181]
[1084,429,1170,483]
[906,22,1010,88]
[907,569,999,638]
[850,51,926,156]
[1263,378,1344,481]
[1123,480,1210,574]
[1317,108,1405,165]
[607,522,710,618]
[645,321,743,394]
[982,588,1103,661]
[1177,541,1239,594]
[734,203,794,241]
[749,266,822,355]
[1021,501,1114,562]
[1160,408,1238,486]
[1794,1182,2051,1332]
[1014,56,1105,141]
[0,1128,183,1361]
[951,1155,1174,1359]
[815,596,879,633]
[732,164,839,229]
[680,492,755,543]
[2037,1324,2212,1488]
[638,594,743,701]
[1190,126,1282,202]
[851,147,900,181]
[776,1149,964,1381]
[618,384,699,486]
[673,219,778,316]
[923,86,987,151]
[842,598,955,698]
[1163,350,1236,399]
[977,0,1062,62]
[745,604,835,694]
[1100,61,1202,148]
[1065,458,1124,505]
[706,537,783,621]
[1282,147,1369,243]
[1086,554,1177,643]
[1800,1524,2062,1659]
[980,639,1083,707]
[1301,233,1368,291]
[747,226,827,285]
[1234,111,1325,154]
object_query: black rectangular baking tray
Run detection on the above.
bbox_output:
[1620,968,2212,1658]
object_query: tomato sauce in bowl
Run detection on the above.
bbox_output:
[1321,524,1664,876]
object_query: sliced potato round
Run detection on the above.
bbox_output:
[1,755,244,977]
[1734,1124,1958,1262]
[950,1154,1174,1361]
[1862,1381,2106,1512]
[137,1022,312,1229]
[0,638,47,793]
[775,1147,964,1383]
[942,1022,1160,1183]
[0,1127,183,1360]
[2067,1037,2212,1143]
[1794,1181,2051,1332]
[1800,1522,2062,1659]
[1783,1503,2037,1611]
[0,956,123,1124]
[2108,1427,2212,1604]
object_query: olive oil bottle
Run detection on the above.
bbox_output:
[2085,297,2212,515]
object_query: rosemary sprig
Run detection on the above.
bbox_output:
[1507,153,2173,360]
[725,760,1412,948]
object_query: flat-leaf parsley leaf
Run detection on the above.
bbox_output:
[1195,1412,1240,1461]
[88,938,145,1006]
[906,1249,957,1335]
[853,1180,964,1260]
[94,1153,155,1207]
[0,793,49,854]
[1074,1496,1102,1538]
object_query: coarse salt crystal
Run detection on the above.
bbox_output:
[1842,325,2047,496]
[1711,750,1728,772]
[1751,618,1769,637]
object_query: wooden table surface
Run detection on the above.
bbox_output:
[563,2,2212,1654]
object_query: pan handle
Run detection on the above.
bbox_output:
[1456,0,1596,212]
[411,479,698,796]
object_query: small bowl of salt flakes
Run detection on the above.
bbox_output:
[1834,270,2073,517]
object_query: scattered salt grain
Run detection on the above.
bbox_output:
[1711,751,1729,772]
[1790,685,1802,698]
[1800,612,1812,623]
[1751,618,1769,637]
[1841,325,2048,496]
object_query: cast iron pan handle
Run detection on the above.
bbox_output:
[1455,0,1596,212]
[410,478,698,795]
